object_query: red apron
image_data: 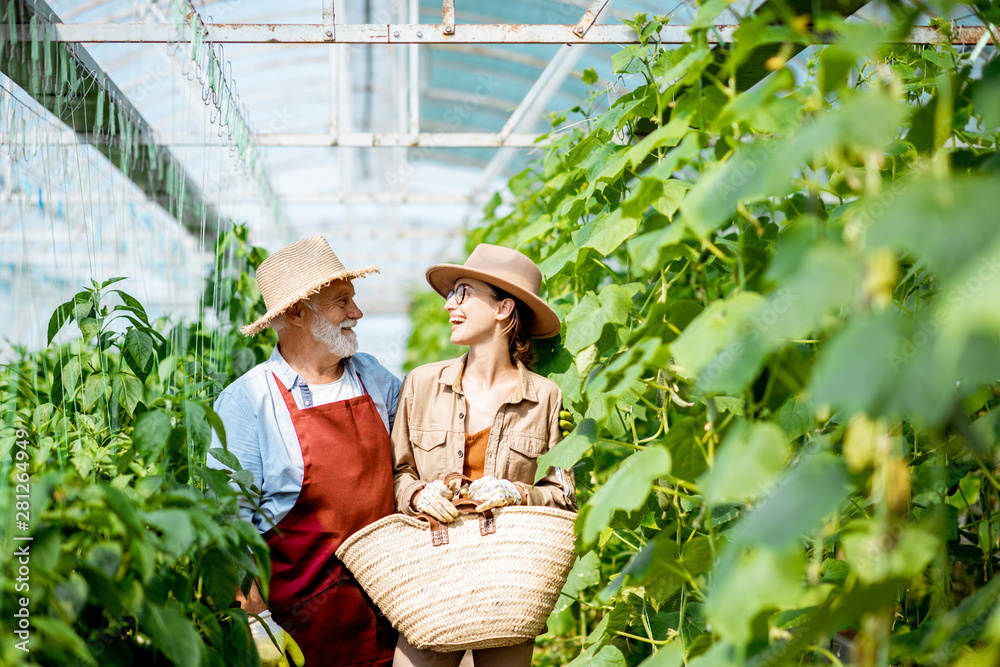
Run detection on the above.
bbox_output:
[263,371,396,667]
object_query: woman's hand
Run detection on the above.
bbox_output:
[468,476,521,512]
[414,480,460,522]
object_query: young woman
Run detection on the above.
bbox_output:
[391,243,577,667]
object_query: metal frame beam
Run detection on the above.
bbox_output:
[17,22,995,45]
[1,131,549,147]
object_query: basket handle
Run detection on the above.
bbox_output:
[413,500,497,547]
[443,472,474,493]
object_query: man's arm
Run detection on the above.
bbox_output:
[208,391,264,526]
[235,578,268,614]
[208,389,270,613]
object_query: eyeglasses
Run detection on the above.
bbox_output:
[446,284,498,305]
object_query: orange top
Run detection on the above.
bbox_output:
[463,427,491,480]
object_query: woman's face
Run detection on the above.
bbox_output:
[444,277,510,346]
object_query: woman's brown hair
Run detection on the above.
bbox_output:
[493,286,535,369]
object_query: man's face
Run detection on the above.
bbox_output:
[305,280,363,358]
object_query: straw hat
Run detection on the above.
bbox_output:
[425,244,560,338]
[240,236,378,336]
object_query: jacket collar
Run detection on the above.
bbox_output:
[438,352,537,404]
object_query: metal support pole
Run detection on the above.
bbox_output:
[408,0,420,140]
[573,0,611,37]
[442,0,455,35]
[323,0,336,41]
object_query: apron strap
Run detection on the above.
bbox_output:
[271,365,368,413]
[271,372,299,413]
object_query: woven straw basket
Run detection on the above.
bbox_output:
[336,503,577,652]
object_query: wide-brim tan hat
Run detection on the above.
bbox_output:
[241,236,378,336]
[425,244,561,338]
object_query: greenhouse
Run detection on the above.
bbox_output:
[1,0,999,665]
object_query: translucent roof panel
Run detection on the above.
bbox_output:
[3,0,763,371]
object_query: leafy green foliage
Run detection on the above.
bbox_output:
[411,2,1000,664]
[404,289,464,371]
[0,227,274,666]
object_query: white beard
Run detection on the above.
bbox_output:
[311,316,358,358]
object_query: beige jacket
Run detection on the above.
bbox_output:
[391,354,577,514]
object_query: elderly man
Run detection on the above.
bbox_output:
[209,236,400,667]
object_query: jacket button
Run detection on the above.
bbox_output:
[459,413,464,419]
[457,450,464,457]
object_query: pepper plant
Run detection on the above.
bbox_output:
[410,1,1000,665]
[0,227,275,666]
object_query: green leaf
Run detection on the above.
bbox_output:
[47,293,87,345]
[140,601,204,667]
[611,44,642,75]
[79,316,100,343]
[682,91,907,236]
[596,92,647,133]
[587,337,667,401]
[842,518,942,585]
[702,421,790,504]
[535,418,597,482]
[125,329,154,376]
[773,395,815,441]
[539,241,581,278]
[82,373,107,411]
[564,285,633,354]
[204,406,228,450]
[974,57,1000,130]
[101,484,145,536]
[562,550,602,600]
[731,450,849,550]
[810,313,901,417]
[31,616,97,666]
[567,644,627,667]
[582,67,598,85]
[118,372,142,416]
[820,45,855,96]
[705,545,807,647]
[664,418,708,482]
[625,112,691,168]
[145,509,197,557]
[638,642,685,667]
[864,175,1000,278]
[133,410,172,460]
[580,445,672,545]
[572,208,641,257]
[60,356,82,396]
[110,288,149,322]
[185,400,213,453]
[208,447,243,472]
[86,542,123,577]
[198,547,239,609]
[691,0,730,29]
[627,223,688,274]
[669,292,764,380]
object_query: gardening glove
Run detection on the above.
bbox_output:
[414,479,460,523]
[468,476,522,512]
[559,410,576,438]
[249,609,305,667]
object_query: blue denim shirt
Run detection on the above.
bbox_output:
[207,345,401,532]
